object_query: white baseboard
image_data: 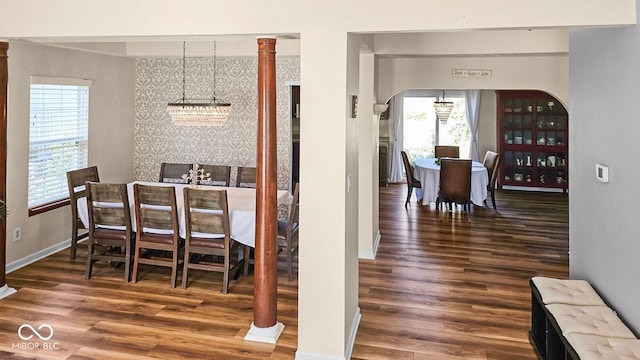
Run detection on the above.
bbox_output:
[0,284,17,299]
[373,231,380,258]
[345,307,361,360]
[6,238,74,274]
[295,307,361,360]
[358,231,381,260]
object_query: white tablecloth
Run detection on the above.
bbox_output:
[413,158,488,206]
[77,181,293,248]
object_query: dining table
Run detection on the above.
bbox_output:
[77,181,293,248]
[413,158,489,206]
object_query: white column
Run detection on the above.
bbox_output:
[296,30,361,360]
[357,45,380,260]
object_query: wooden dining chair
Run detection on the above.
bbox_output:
[132,184,184,288]
[159,162,193,183]
[400,151,422,207]
[482,151,502,209]
[198,164,231,187]
[436,159,473,215]
[278,183,300,281]
[435,145,460,159]
[85,182,134,282]
[182,187,249,293]
[235,166,257,188]
[66,166,100,260]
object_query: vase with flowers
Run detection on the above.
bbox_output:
[182,165,211,188]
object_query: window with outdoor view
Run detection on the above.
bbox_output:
[403,95,470,160]
[28,77,92,209]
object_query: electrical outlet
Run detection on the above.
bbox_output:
[13,227,21,242]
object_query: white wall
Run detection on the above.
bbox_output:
[374,29,569,56]
[5,41,135,264]
[478,90,498,158]
[376,55,569,106]
[0,1,634,37]
[344,33,361,358]
[569,2,640,333]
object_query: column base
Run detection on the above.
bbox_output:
[244,321,284,344]
[0,284,17,300]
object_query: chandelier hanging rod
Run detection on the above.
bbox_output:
[167,41,231,126]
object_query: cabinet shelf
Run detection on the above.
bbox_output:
[497,90,568,191]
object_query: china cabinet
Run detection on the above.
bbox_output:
[496,90,568,192]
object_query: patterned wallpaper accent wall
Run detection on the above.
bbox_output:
[135,56,300,189]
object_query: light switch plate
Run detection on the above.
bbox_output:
[596,163,609,183]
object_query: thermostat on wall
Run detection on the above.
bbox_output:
[595,163,610,183]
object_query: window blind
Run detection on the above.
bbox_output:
[28,77,92,208]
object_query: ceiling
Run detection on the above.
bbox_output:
[18,29,569,59]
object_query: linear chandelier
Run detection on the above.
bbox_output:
[167,41,231,126]
[434,90,454,123]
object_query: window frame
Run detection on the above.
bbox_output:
[27,76,92,216]
[402,90,470,159]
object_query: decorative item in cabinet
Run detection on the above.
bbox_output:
[497,90,568,192]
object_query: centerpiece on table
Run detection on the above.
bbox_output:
[434,157,442,166]
[182,165,211,188]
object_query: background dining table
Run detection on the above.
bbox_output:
[77,181,293,248]
[413,158,489,206]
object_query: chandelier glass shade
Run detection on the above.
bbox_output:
[167,41,231,126]
[167,99,231,126]
[434,90,454,123]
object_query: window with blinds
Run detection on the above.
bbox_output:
[28,76,92,208]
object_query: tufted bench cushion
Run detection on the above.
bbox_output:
[547,304,636,339]
[532,276,607,306]
[565,333,640,360]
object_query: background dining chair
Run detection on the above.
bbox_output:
[436,159,472,215]
[400,151,422,207]
[482,151,502,209]
[182,188,249,294]
[198,164,231,187]
[159,162,193,183]
[132,184,184,288]
[85,182,134,282]
[66,165,100,260]
[435,145,460,159]
[235,166,257,188]
[278,183,299,281]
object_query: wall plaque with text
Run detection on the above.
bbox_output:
[452,69,492,78]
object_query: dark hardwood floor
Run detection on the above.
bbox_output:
[1,184,568,359]
[352,186,568,360]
